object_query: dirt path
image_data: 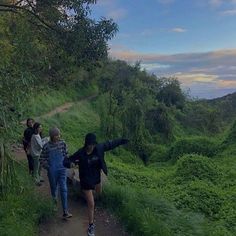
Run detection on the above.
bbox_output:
[13,149,128,236]
[20,95,96,125]
[14,96,129,236]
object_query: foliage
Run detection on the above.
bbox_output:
[0,161,54,236]
[145,103,174,139]
[169,137,218,160]
[223,119,236,146]
[179,102,221,134]
[149,145,170,163]
[101,183,206,236]
[175,154,220,183]
[169,180,224,218]
[156,77,185,109]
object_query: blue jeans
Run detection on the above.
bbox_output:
[48,168,68,212]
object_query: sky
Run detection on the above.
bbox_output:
[90,0,236,99]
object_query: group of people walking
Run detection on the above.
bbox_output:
[22,118,128,236]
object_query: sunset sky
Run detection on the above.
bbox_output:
[91,0,236,99]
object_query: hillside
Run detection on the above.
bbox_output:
[1,1,236,235]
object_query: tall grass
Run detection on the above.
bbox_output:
[0,162,54,236]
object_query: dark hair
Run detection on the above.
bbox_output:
[33,122,41,134]
[26,118,34,127]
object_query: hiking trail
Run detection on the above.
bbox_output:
[13,98,129,236]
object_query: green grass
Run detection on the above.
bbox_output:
[23,85,98,120]
[9,89,236,236]
[41,100,100,153]
[0,163,54,236]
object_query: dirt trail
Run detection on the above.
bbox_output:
[20,95,96,125]
[14,97,129,236]
[13,148,128,236]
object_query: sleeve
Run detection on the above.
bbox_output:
[69,150,80,163]
[40,144,48,160]
[40,144,49,169]
[63,149,80,168]
[35,135,43,149]
[102,138,129,152]
[64,142,69,158]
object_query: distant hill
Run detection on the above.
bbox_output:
[199,91,236,123]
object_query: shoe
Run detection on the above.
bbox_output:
[87,223,95,236]
[63,212,72,219]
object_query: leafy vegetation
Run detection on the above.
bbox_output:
[1,0,236,235]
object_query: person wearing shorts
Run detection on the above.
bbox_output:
[66,133,128,236]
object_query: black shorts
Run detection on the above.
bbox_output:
[80,180,101,190]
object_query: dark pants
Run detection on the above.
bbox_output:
[48,168,68,212]
[26,154,34,174]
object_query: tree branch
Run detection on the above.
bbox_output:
[0,3,62,33]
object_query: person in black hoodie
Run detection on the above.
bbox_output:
[22,118,34,175]
[65,133,128,236]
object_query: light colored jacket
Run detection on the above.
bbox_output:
[30,134,43,157]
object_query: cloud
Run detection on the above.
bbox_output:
[208,0,236,8]
[209,0,222,7]
[109,47,236,98]
[107,8,127,20]
[221,9,236,15]
[170,27,187,33]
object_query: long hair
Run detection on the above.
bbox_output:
[33,122,41,134]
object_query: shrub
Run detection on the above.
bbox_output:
[223,120,236,146]
[149,145,169,163]
[101,183,206,236]
[171,180,223,218]
[175,154,220,183]
[169,137,218,160]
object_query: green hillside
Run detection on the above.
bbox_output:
[1,1,236,235]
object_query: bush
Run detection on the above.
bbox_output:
[169,137,218,160]
[175,154,220,183]
[171,180,223,219]
[149,145,169,163]
[223,120,236,146]
[101,183,206,236]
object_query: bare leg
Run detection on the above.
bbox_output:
[95,182,102,195]
[83,190,95,224]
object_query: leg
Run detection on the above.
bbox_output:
[33,156,40,184]
[27,154,34,175]
[95,182,102,195]
[83,190,95,224]
[58,169,68,213]
[48,170,58,199]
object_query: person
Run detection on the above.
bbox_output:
[41,127,72,219]
[65,133,129,236]
[22,118,34,175]
[30,122,44,186]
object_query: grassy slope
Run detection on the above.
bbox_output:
[36,95,236,236]
[0,87,97,236]
[6,88,236,236]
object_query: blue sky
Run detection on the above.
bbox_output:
[91,0,236,99]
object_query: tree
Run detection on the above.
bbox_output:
[156,77,185,109]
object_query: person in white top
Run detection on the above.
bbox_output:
[31,122,43,186]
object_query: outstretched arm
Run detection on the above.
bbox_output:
[102,138,129,152]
